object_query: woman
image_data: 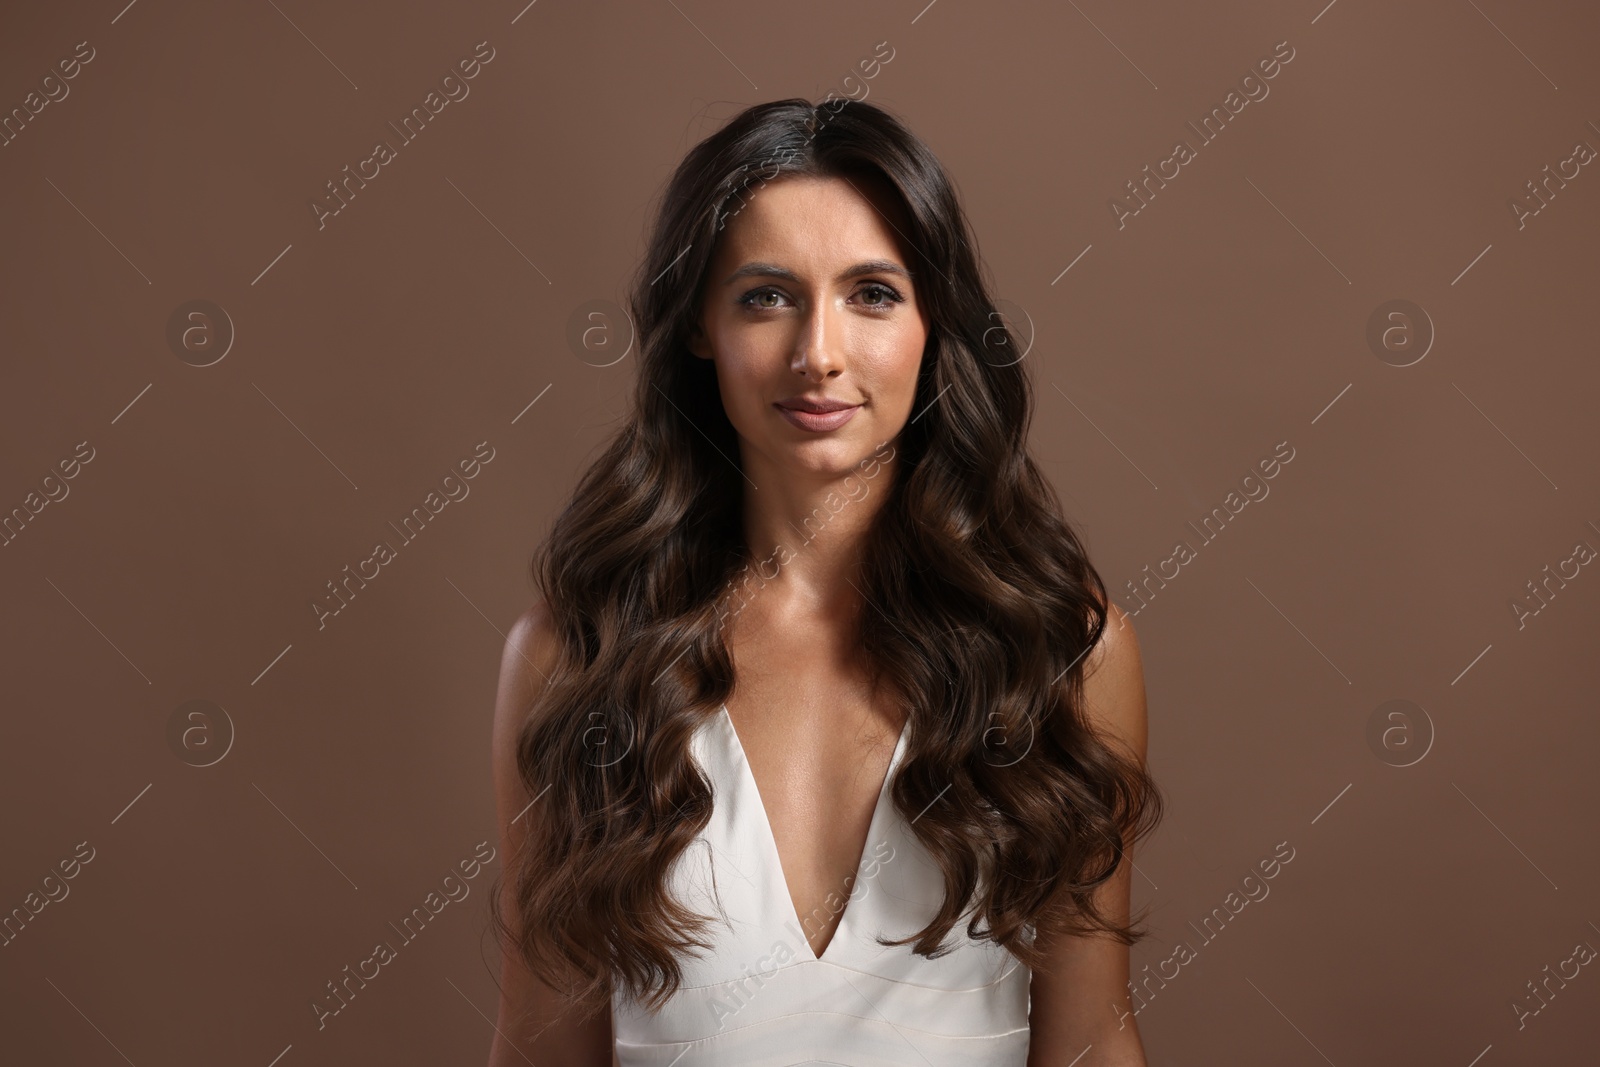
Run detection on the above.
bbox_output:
[487,97,1163,1066]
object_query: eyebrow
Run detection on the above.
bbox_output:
[721,259,914,286]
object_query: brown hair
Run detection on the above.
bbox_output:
[489,97,1164,1016]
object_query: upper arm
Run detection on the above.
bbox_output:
[486,599,614,1067]
[1027,601,1150,1066]
[1081,601,1148,764]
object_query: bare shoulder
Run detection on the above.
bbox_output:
[501,596,562,698]
[1080,598,1148,761]
[489,598,566,780]
[1024,596,1153,1063]
[490,596,569,885]
[486,595,614,1065]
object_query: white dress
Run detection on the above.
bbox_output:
[611,704,1033,1065]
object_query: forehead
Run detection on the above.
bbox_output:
[710,173,911,272]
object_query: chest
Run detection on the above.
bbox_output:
[722,628,905,958]
[613,704,1033,1056]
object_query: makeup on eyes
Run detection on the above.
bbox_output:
[736,281,905,311]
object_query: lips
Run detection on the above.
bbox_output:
[775,398,861,433]
[777,397,860,413]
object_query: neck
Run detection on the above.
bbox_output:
[732,445,900,618]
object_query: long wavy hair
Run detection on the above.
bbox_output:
[490,97,1164,1016]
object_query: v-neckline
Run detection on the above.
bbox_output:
[717,703,909,964]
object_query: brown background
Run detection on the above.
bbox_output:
[2,1,1597,1063]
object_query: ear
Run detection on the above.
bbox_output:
[686,319,712,361]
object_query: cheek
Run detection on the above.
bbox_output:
[710,314,778,372]
[714,346,777,417]
[860,327,926,399]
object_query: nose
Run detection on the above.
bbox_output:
[791,295,844,382]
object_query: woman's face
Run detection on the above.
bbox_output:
[688,172,929,481]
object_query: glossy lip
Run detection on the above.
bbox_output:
[776,396,861,413]
[775,401,861,432]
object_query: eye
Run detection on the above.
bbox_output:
[737,287,790,311]
[735,282,907,312]
[857,282,904,309]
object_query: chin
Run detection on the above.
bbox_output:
[787,436,884,477]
